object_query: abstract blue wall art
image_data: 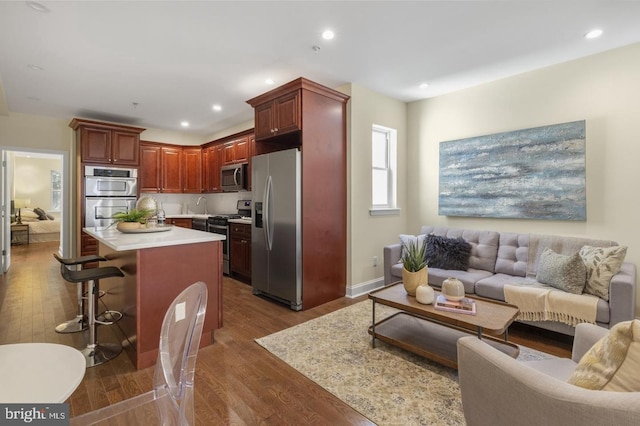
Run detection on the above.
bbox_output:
[439,120,586,220]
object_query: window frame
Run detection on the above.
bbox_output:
[50,169,62,212]
[370,124,399,216]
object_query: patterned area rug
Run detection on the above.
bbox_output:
[255,300,554,426]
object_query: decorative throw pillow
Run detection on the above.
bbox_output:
[20,208,39,219]
[567,319,640,391]
[536,247,586,294]
[46,213,55,220]
[579,245,627,301]
[33,207,48,220]
[398,234,426,262]
[425,234,472,271]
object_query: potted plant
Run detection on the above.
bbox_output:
[400,239,429,296]
[112,208,154,232]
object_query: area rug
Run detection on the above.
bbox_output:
[255,300,554,426]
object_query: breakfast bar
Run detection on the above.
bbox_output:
[83,226,224,369]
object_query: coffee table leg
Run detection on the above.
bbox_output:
[477,326,483,339]
[371,300,376,348]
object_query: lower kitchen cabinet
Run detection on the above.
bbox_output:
[230,222,251,283]
[167,218,192,228]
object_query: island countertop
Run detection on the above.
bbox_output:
[83,226,225,251]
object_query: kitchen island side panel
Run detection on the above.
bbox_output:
[98,240,222,370]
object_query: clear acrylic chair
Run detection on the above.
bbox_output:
[71,281,208,426]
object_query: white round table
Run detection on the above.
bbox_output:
[0,343,86,403]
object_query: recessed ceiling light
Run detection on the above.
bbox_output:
[180,121,190,127]
[419,83,429,89]
[212,104,222,112]
[26,1,50,13]
[27,64,44,71]
[585,29,603,39]
[322,30,335,40]
[265,78,275,85]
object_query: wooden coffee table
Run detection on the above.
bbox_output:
[368,282,520,369]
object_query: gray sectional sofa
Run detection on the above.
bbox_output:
[384,225,637,335]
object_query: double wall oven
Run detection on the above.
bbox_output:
[84,166,138,228]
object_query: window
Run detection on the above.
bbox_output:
[371,125,399,215]
[51,170,61,212]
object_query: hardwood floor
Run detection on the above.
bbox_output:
[0,242,572,424]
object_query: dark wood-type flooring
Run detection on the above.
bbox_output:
[0,242,572,424]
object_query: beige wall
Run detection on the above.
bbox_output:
[407,43,640,315]
[345,84,408,293]
[13,156,63,212]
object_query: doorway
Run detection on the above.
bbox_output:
[1,148,69,274]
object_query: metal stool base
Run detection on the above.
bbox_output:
[96,310,123,325]
[82,343,122,368]
[55,315,87,333]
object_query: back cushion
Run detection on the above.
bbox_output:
[419,226,499,272]
[495,232,529,277]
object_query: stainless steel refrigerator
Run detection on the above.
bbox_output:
[251,148,302,310]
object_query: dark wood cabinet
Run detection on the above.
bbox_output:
[253,91,301,141]
[247,77,349,310]
[167,218,192,228]
[202,144,222,193]
[139,142,183,193]
[230,222,251,283]
[70,118,146,265]
[182,147,202,193]
[160,146,182,193]
[222,136,249,165]
[139,143,161,192]
[71,119,143,166]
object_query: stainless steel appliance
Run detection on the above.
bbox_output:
[207,214,240,275]
[251,148,302,311]
[84,166,137,197]
[191,217,207,231]
[220,163,248,192]
[84,166,137,228]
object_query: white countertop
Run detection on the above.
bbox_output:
[228,218,252,225]
[84,225,225,251]
[166,214,210,219]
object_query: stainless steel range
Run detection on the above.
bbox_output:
[207,214,240,275]
[206,200,252,275]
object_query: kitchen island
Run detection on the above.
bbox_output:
[84,226,224,369]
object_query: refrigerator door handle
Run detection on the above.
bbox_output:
[264,175,273,251]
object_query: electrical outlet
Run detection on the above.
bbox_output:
[373,256,378,267]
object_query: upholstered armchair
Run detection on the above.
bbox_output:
[457,323,640,426]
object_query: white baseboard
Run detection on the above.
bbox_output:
[346,277,385,298]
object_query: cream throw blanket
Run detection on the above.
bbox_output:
[504,284,599,327]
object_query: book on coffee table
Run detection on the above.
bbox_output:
[434,295,477,315]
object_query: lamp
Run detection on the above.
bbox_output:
[14,198,30,225]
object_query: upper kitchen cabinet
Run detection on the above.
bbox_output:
[182,147,202,193]
[251,90,300,141]
[70,118,145,166]
[222,135,250,165]
[139,142,183,193]
[202,144,222,193]
[246,77,350,310]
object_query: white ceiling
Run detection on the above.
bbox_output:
[1,1,640,137]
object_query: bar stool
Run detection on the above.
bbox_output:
[53,254,106,333]
[57,260,124,367]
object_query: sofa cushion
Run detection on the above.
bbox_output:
[536,248,587,294]
[494,232,529,277]
[426,268,493,294]
[580,245,627,301]
[425,234,471,270]
[568,319,640,391]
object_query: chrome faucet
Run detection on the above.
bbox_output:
[196,196,208,215]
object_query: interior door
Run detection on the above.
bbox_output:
[1,150,10,274]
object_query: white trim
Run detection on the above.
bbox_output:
[369,208,400,216]
[346,277,386,298]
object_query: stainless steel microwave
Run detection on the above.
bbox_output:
[220,163,248,192]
